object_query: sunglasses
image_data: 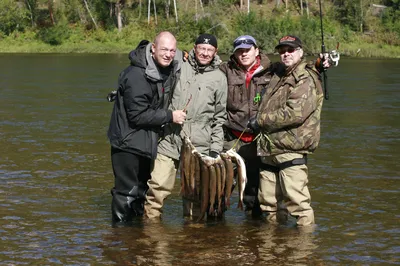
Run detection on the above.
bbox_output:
[234,39,256,47]
[278,47,300,55]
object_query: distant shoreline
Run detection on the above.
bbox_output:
[0,38,399,59]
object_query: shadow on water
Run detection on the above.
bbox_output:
[0,54,399,265]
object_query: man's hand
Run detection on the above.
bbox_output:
[107,90,117,102]
[172,110,186,124]
[315,53,330,72]
[320,53,331,68]
[316,51,340,72]
[247,117,260,134]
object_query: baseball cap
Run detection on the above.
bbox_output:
[275,35,302,49]
[233,35,257,52]
[195,34,218,48]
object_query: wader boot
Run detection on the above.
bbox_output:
[110,148,150,225]
[243,157,261,218]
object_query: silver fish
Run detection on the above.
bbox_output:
[226,149,247,210]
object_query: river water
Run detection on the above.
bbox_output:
[0,54,399,265]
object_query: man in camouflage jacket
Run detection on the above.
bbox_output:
[249,35,324,226]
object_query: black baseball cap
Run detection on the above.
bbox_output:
[195,34,218,48]
[275,35,302,49]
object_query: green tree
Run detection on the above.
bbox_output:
[381,0,400,35]
[24,0,38,27]
[333,0,371,32]
[0,0,29,35]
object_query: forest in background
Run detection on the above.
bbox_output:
[0,0,399,57]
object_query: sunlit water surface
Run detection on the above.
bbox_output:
[0,54,399,265]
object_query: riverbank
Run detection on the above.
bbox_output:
[1,29,399,58]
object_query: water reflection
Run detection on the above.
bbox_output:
[250,225,318,264]
[99,216,322,266]
[102,222,175,265]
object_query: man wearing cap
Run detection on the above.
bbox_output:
[220,35,273,218]
[144,33,228,219]
[248,35,325,226]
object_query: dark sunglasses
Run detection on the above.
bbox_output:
[234,39,256,47]
[278,47,300,55]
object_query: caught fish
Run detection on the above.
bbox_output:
[194,151,201,202]
[226,149,247,210]
[180,136,198,199]
[189,151,196,199]
[214,161,222,215]
[208,165,217,215]
[221,153,234,208]
[183,138,192,186]
[179,140,187,196]
[216,159,226,214]
[197,159,210,222]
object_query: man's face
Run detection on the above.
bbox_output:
[194,44,217,66]
[151,37,177,67]
[234,46,259,69]
[278,45,303,68]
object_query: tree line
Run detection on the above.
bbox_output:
[0,0,398,53]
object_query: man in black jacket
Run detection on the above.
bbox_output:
[107,31,187,224]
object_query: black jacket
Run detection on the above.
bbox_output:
[107,41,181,159]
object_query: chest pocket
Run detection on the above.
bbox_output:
[252,76,270,106]
[227,82,244,110]
[188,81,217,119]
[199,82,217,104]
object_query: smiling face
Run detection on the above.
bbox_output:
[278,45,303,68]
[194,43,217,66]
[151,32,177,68]
[234,46,259,69]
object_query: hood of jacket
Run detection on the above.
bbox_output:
[128,42,182,83]
[187,49,222,73]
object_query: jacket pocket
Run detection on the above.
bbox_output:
[227,84,242,110]
[190,122,212,154]
[120,129,136,146]
[122,129,158,159]
[276,128,302,151]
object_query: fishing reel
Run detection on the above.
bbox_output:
[328,50,340,67]
[107,90,117,102]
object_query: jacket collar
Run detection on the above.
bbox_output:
[188,49,222,73]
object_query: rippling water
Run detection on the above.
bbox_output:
[0,54,399,265]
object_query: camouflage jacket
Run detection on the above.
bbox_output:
[256,59,324,156]
[219,53,272,133]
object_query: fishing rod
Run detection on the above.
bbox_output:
[318,0,329,100]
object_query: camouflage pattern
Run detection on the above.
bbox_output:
[256,60,324,156]
[219,53,272,132]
